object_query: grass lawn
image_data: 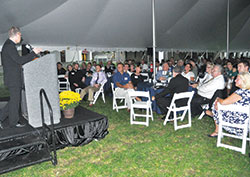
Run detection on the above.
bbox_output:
[1,95,250,176]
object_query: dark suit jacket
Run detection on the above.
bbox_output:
[1,39,37,88]
[155,74,189,106]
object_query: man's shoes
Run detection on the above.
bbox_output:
[15,122,26,128]
[89,102,93,107]
[161,115,166,120]
[161,113,173,120]
[0,121,3,129]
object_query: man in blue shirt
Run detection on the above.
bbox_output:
[113,63,134,109]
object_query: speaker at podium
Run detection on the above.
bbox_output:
[22,53,61,128]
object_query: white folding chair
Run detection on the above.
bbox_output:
[75,88,82,94]
[58,75,70,92]
[111,83,127,112]
[163,91,195,131]
[92,81,107,104]
[140,72,149,82]
[128,91,153,127]
[198,89,225,120]
[217,103,250,154]
[198,104,209,120]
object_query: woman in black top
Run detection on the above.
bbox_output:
[131,65,145,89]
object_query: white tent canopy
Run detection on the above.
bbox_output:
[0,0,250,52]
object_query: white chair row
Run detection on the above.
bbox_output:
[111,82,194,129]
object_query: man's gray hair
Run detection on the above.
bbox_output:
[8,26,21,38]
[214,64,223,74]
[173,66,182,73]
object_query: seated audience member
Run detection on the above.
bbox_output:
[225,61,237,95]
[167,59,174,73]
[152,66,189,117]
[131,65,146,89]
[113,63,134,110]
[230,60,249,95]
[91,61,97,72]
[156,62,172,83]
[124,63,132,76]
[81,62,86,70]
[198,57,208,74]
[80,64,107,106]
[182,63,195,82]
[99,61,104,70]
[69,62,86,91]
[130,64,135,74]
[177,59,185,71]
[65,64,73,78]
[80,62,87,77]
[140,60,148,72]
[189,59,198,78]
[155,60,162,73]
[191,65,225,116]
[86,62,93,77]
[197,62,213,87]
[57,62,66,75]
[206,72,250,137]
[169,57,175,67]
[105,60,116,77]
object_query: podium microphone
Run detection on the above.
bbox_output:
[25,43,33,51]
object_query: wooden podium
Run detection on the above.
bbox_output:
[22,54,60,127]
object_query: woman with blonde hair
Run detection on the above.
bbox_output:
[207,72,250,137]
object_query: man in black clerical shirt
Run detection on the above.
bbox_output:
[152,66,189,117]
[0,26,42,129]
[69,62,87,91]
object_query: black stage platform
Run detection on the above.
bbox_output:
[0,106,109,173]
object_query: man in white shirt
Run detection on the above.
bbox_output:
[191,65,225,116]
[140,60,148,72]
[197,62,213,87]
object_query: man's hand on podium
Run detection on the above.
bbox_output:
[33,48,42,54]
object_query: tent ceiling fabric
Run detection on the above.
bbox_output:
[0,0,67,33]
[0,0,250,51]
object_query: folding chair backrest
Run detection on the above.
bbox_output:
[218,104,250,115]
[171,91,194,107]
[111,82,115,94]
[128,90,150,99]
[99,80,107,90]
[140,73,149,82]
[58,74,69,91]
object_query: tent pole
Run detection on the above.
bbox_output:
[152,0,156,82]
[226,0,230,59]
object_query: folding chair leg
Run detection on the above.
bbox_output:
[130,107,133,124]
[198,111,205,120]
[150,106,153,121]
[174,111,178,131]
[146,108,149,127]
[102,92,105,103]
[163,110,171,125]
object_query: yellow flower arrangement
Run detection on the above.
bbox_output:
[59,91,81,110]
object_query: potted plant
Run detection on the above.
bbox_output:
[59,91,81,118]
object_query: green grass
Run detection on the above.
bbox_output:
[1,96,250,176]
